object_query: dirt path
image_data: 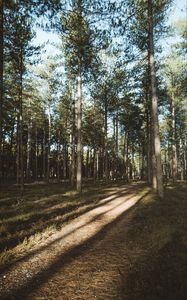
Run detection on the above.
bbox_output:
[0,183,186,300]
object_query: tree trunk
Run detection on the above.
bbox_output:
[185,134,187,180]
[124,130,129,182]
[70,137,75,186]
[141,143,145,180]
[0,1,3,183]
[16,118,20,185]
[57,131,60,182]
[86,147,89,178]
[19,44,24,193]
[43,128,46,179]
[171,92,177,181]
[76,59,82,193]
[132,146,135,180]
[26,121,32,181]
[150,112,157,189]
[115,111,119,179]
[93,148,97,182]
[47,104,51,183]
[148,0,164,198]
[146,96,152,184]
[104,95,108,182]
[63,141,67,179]
[35,126,38,181]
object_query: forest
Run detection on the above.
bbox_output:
[0,0,186,196]
[0,0,187,299]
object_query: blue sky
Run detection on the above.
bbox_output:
[169,0,186,21]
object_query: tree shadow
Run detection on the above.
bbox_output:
[121,233,187,300]
[0,184,139,253]
[0,188,147,277]
[0,192,149,300]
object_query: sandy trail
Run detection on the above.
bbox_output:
[0,183,149,300]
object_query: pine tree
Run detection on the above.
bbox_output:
[61,0,96,192]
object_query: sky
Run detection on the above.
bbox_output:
[169,0,186,21]
[33,0,186,58]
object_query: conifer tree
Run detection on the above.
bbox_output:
[61,0,95,192]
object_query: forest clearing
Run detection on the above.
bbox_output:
[0,0,187,299]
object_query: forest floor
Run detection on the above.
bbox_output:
[0,181,186,299]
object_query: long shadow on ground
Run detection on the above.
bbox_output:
[2,184,186,300]
[122,233,187,300]
[0,192,148,300]
[120,184,187,300]
[0,184,139,253]
[0,188,140,277]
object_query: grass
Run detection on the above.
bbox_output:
[0,179,138,268]
[0,180,186,299]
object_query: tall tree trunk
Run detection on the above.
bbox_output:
[148,0,164,198]
[16,118,20,185]
[57,131,60,182]
[76,59,82,193]
[26,121,31,181]
[141,142,145,180]
[185,134,187,180]
[171,92,177,182]
[63,141,67,179]
[148,60,157,189]
[70,99,76,186]
[0,0,3,183]
[115,112,119,155]
[164,148,168,180]
[146,95,152,184]
[115,111,119,179]
[93,148,97,182]
[132,146,135,180]
[150,112,157,189]
[124,130,129,182]
[43,128,46,179]
[19,44,24,193]
[86,147,89,178]
[47,104,51,183]
[179,137,184,180]
[35,126,38,181]
[104,95,108,182]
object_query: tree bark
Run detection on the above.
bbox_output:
[35,126,38,181]
[148,0,164,198]
[43,128,46,179]
[104,94,108,182]
[57,130,60,182]
[124,130,129,182]
[19,44,24,193]
[0,1,4,183]
[115,111,119,179]
[26,121,31,181]
[93,148,97,182]
[146,95,152,184]
[76,59,82,193]
[171,92,177,181]
[16,118,20,185]
[63,141,67,179]
[70,99,76,186]
[47,104,51,183]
